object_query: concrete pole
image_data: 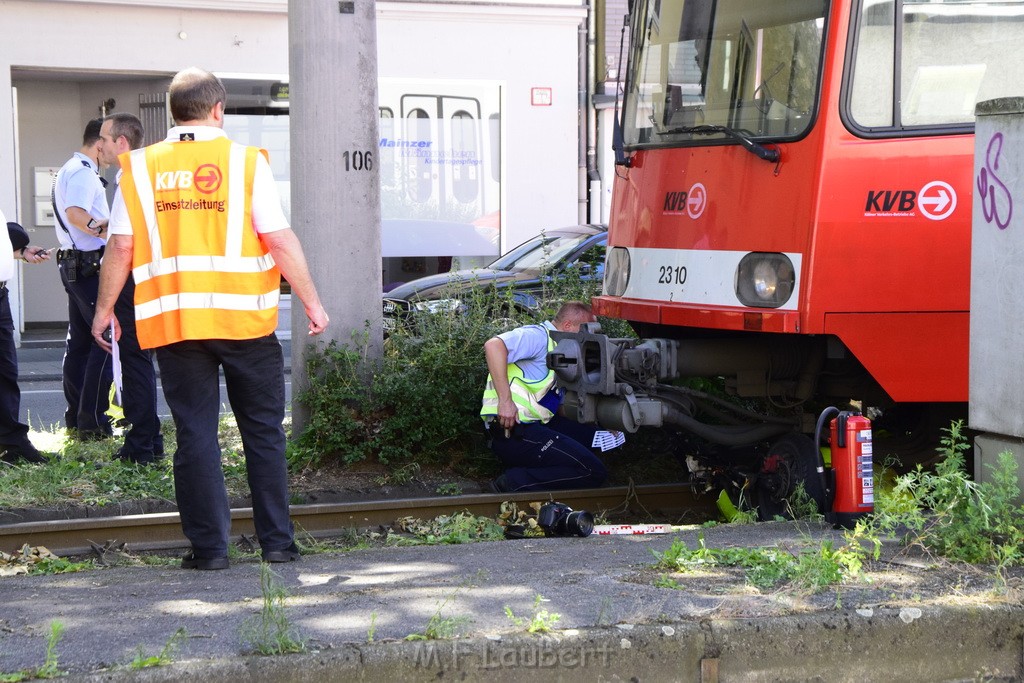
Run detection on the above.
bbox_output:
[970,97,1024,504]
[289,0,383,433]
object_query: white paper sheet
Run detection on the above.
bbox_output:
[591,430,625,452]
[110,321,122,405]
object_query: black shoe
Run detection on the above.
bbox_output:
[74,429,113,442]
[489,474,511,493]
[115,447,164,466]
[181,551,229,571]
[1,443,47,465]
[262,544,301,563]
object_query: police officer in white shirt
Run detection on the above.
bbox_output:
[94,112,164,465]
[52,118,113,440]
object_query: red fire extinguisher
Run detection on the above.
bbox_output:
[815,407,874,529]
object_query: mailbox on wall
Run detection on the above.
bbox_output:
[32,166,60,227]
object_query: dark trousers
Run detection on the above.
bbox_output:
[156,334,292,557]
[489,415,608,492]
[112,277,162,458]
[58,261,111,434]
[0,287,31,448]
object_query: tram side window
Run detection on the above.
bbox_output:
[849,0,1024,131]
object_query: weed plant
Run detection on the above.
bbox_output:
[651,534,864,592]
[241,564,307,656]
[128,628,186,670]
[405,591,472,640]
[28,556,94,576]
[504,594,562,634]
[0,620,65,682]
[861,420,1024,569]
[366,612,378,643]
[405,611,472,641]
[37,621,65,679]
[435,483,463,496]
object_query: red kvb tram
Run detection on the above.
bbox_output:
[550,0,1023,515]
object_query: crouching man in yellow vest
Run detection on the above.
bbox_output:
[481,301,609,492]
[91,67,329,571]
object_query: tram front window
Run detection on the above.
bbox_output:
[624,0,827,148]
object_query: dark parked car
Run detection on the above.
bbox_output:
[383,224,607,331]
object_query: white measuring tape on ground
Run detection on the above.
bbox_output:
[593,524,673,535]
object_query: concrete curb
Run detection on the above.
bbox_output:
[79,607,1024,682]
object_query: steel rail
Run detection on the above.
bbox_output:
[0,483,710,557]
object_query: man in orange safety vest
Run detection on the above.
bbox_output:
[92,67,329,571]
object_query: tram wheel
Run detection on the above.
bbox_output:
[755,433,827,521]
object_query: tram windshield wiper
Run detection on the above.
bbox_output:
[660,124,780,163]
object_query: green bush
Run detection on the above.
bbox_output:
[373,301,498,466]
[295,341,377,467]
[297,285,527,471]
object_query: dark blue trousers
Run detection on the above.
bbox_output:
[58,261,112,434]
[156,334,292,558]
[489,415,608,492]
[112,277,162,459]
[0,286,32,448]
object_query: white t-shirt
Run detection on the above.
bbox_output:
[0,208,14,283]
[53,152,108,251]
[497,321,555,381]
[108,126,289,237]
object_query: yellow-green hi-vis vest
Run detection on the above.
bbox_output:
[480,331,557,424]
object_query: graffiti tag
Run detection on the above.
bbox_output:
[976,132,1013,230]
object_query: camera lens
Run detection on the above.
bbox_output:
[565,510,594,537]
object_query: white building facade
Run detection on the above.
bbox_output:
[0,0,615,330]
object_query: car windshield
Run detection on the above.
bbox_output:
[488,232,594,271]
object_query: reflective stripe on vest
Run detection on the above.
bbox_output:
[480,330,556,424]
[120,139,280,349]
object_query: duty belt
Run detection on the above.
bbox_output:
[57,248,102,261]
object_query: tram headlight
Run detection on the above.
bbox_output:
[735,253,794,308]
[604,247,631,297]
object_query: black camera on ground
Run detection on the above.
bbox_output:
[537,502,594,538]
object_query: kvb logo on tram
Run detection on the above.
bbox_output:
[155,164,224,194]
[662,182,708,219]
[863,180,957,221]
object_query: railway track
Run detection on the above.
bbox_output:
[0,483,712,557]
